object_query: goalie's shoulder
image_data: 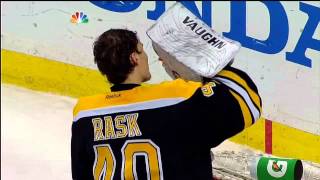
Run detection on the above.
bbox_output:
[141,78,202,99]
[73,79,202,120]
[73,93,107,119]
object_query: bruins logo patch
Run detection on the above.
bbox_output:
[201,82,216,97]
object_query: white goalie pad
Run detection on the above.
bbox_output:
[147,2,241,81]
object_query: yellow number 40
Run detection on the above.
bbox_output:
[93,139,163,180]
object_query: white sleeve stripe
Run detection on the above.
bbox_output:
[214,77,260,122]
[73,97,186,122]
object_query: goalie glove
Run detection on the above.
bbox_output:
[147,2,241,81]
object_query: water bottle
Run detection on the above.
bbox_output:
[249,156,303,180]
[211,148,319,180]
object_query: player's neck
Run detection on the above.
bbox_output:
[122,72,143,85]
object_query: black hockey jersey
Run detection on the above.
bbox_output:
[71,66,262,180]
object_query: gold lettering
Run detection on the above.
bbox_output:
[115,115,128,138]
[104,116,116,139]
[92,113,142,141]
[92,118,105,141]
[126,113,142,137]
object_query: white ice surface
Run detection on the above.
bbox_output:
[1,84,76,179]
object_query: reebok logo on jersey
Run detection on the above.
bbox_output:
[106,93,121,99]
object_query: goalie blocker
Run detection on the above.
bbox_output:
[147,2,241,82]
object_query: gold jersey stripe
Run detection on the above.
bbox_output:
[218,70,261,112]
[229,90,253,128]
[73,79,201,117]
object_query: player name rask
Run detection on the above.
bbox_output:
[92,113,142,141]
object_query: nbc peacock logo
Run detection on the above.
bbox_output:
[71,12,88,24]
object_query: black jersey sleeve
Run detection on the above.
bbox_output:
[182,65,262,148]
[71,119,92,180]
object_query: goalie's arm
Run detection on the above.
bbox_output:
[213,65,262,125]
[71,120,92,180]
[183,66,262,147]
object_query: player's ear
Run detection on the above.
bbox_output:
[129,52,138,66]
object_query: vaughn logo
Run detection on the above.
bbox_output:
[182,16,226,49]
[267,160,288,178]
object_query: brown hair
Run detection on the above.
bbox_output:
[93,29,140,84]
